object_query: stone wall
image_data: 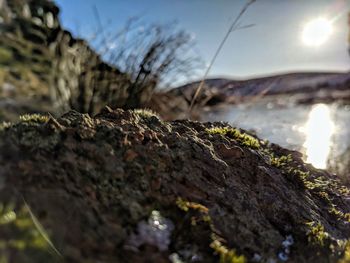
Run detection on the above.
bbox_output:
[0,0,133,120]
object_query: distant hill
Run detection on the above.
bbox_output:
[173,72,350,105]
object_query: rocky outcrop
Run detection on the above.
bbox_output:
[0,108,350,262]
[0,0,142,121]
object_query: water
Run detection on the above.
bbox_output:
[302,104,334,169]
[203,101,350,170]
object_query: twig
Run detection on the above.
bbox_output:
[22,197,62,257]
[92,5,109,55]
[188,0,256,115]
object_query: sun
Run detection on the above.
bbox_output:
[302,17,333,47]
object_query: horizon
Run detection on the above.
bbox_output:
[55,0,350,85]
[186,69,350,83]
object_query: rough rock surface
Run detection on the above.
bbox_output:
[0,108,350,262]
[330,147,350,186]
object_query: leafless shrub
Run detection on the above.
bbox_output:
[92,15,202,109]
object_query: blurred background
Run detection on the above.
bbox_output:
[55,0,350,81]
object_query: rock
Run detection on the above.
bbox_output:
[0,108,349,262]
[329,147,350,185]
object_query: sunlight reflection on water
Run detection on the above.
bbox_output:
[203,101,350,172]
[302,104,335,169]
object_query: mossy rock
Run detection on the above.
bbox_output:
[0,47,13,65]
[0,108,349,262]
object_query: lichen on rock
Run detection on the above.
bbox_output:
[0,108,349,262]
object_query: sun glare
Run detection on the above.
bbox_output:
[303,104,335,169]
[302,18,333,47]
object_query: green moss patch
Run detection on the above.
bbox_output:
[0,47,13,65]
[206,127,260,149]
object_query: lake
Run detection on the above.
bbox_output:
[203,100,350,173]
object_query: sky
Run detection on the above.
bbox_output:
[54,0,350,82]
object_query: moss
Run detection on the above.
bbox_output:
[19,114,49,124]
[0,47,13,65]
[134,108,160,119]
[328,206,350,222]
[0,69,6,85]
[206,127,260,149]
[210,238,246,263]
[306,222,329,246]
[338,242,350,263]
[0,122,12,131]
[176,198,246,263]
[338,186,350,196]
[0,202,58,262]
[0,203,16,225]
[270,154,293,168]
[286,167,311,187]
[265,149,346,204]
[176,198,209,214]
